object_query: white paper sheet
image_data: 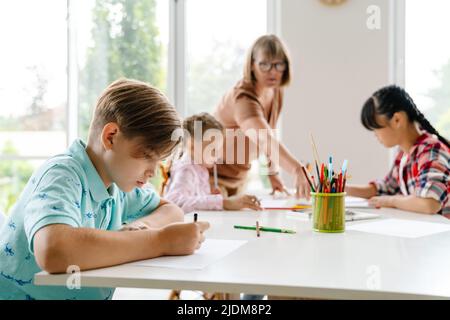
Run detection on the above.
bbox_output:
[260,199,292,208]
[130,239,247,270]
[345,196,370,208]
[344,210,380,222]
[346,219,450,238]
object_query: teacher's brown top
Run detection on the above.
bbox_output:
[213,80,283,192]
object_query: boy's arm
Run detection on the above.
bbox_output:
[34,221,209,274]
[368,195,442,214]
[131,199,184,229]
[345,184,378,199]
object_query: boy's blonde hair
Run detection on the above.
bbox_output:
[89,78,182,158]
[243,34,292,87]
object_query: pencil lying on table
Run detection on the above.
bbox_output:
[234,225,296,234]
[262,205,311,210]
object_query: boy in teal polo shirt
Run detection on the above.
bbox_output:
[0,78,209,300]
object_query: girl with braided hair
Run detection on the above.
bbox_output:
[346,85,450,216]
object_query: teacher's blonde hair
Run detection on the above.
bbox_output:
[243,34,292,87]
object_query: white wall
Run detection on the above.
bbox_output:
[279,0,393,185]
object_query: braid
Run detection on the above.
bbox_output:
[403,90,450,148]
[414,107,450,149]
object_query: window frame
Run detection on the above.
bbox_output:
[390,0,406,165]
[171,0,274,118]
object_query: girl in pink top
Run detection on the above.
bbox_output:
[164,113,262,213]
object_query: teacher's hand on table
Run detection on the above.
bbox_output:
[268,174,291,196]
[294,166,311,200]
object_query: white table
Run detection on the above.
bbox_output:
[35,206,450,299]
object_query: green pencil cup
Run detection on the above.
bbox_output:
[311,192,346,233]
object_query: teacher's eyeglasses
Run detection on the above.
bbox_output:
[257,61,287,73]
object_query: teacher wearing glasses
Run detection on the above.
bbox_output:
[212,35,310,199]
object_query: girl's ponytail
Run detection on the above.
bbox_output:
[403,89,450,149]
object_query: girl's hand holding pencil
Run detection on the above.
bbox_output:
[210,187,222,195]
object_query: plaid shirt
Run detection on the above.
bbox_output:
[371,132,450,217]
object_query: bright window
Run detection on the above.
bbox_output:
[405,0,450,138]
[0,1,67,212]
[74,0,170,141]
[185,0,269,190]
[185,0,267,116]
[0,0,270,213]
[0,0,67,158]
